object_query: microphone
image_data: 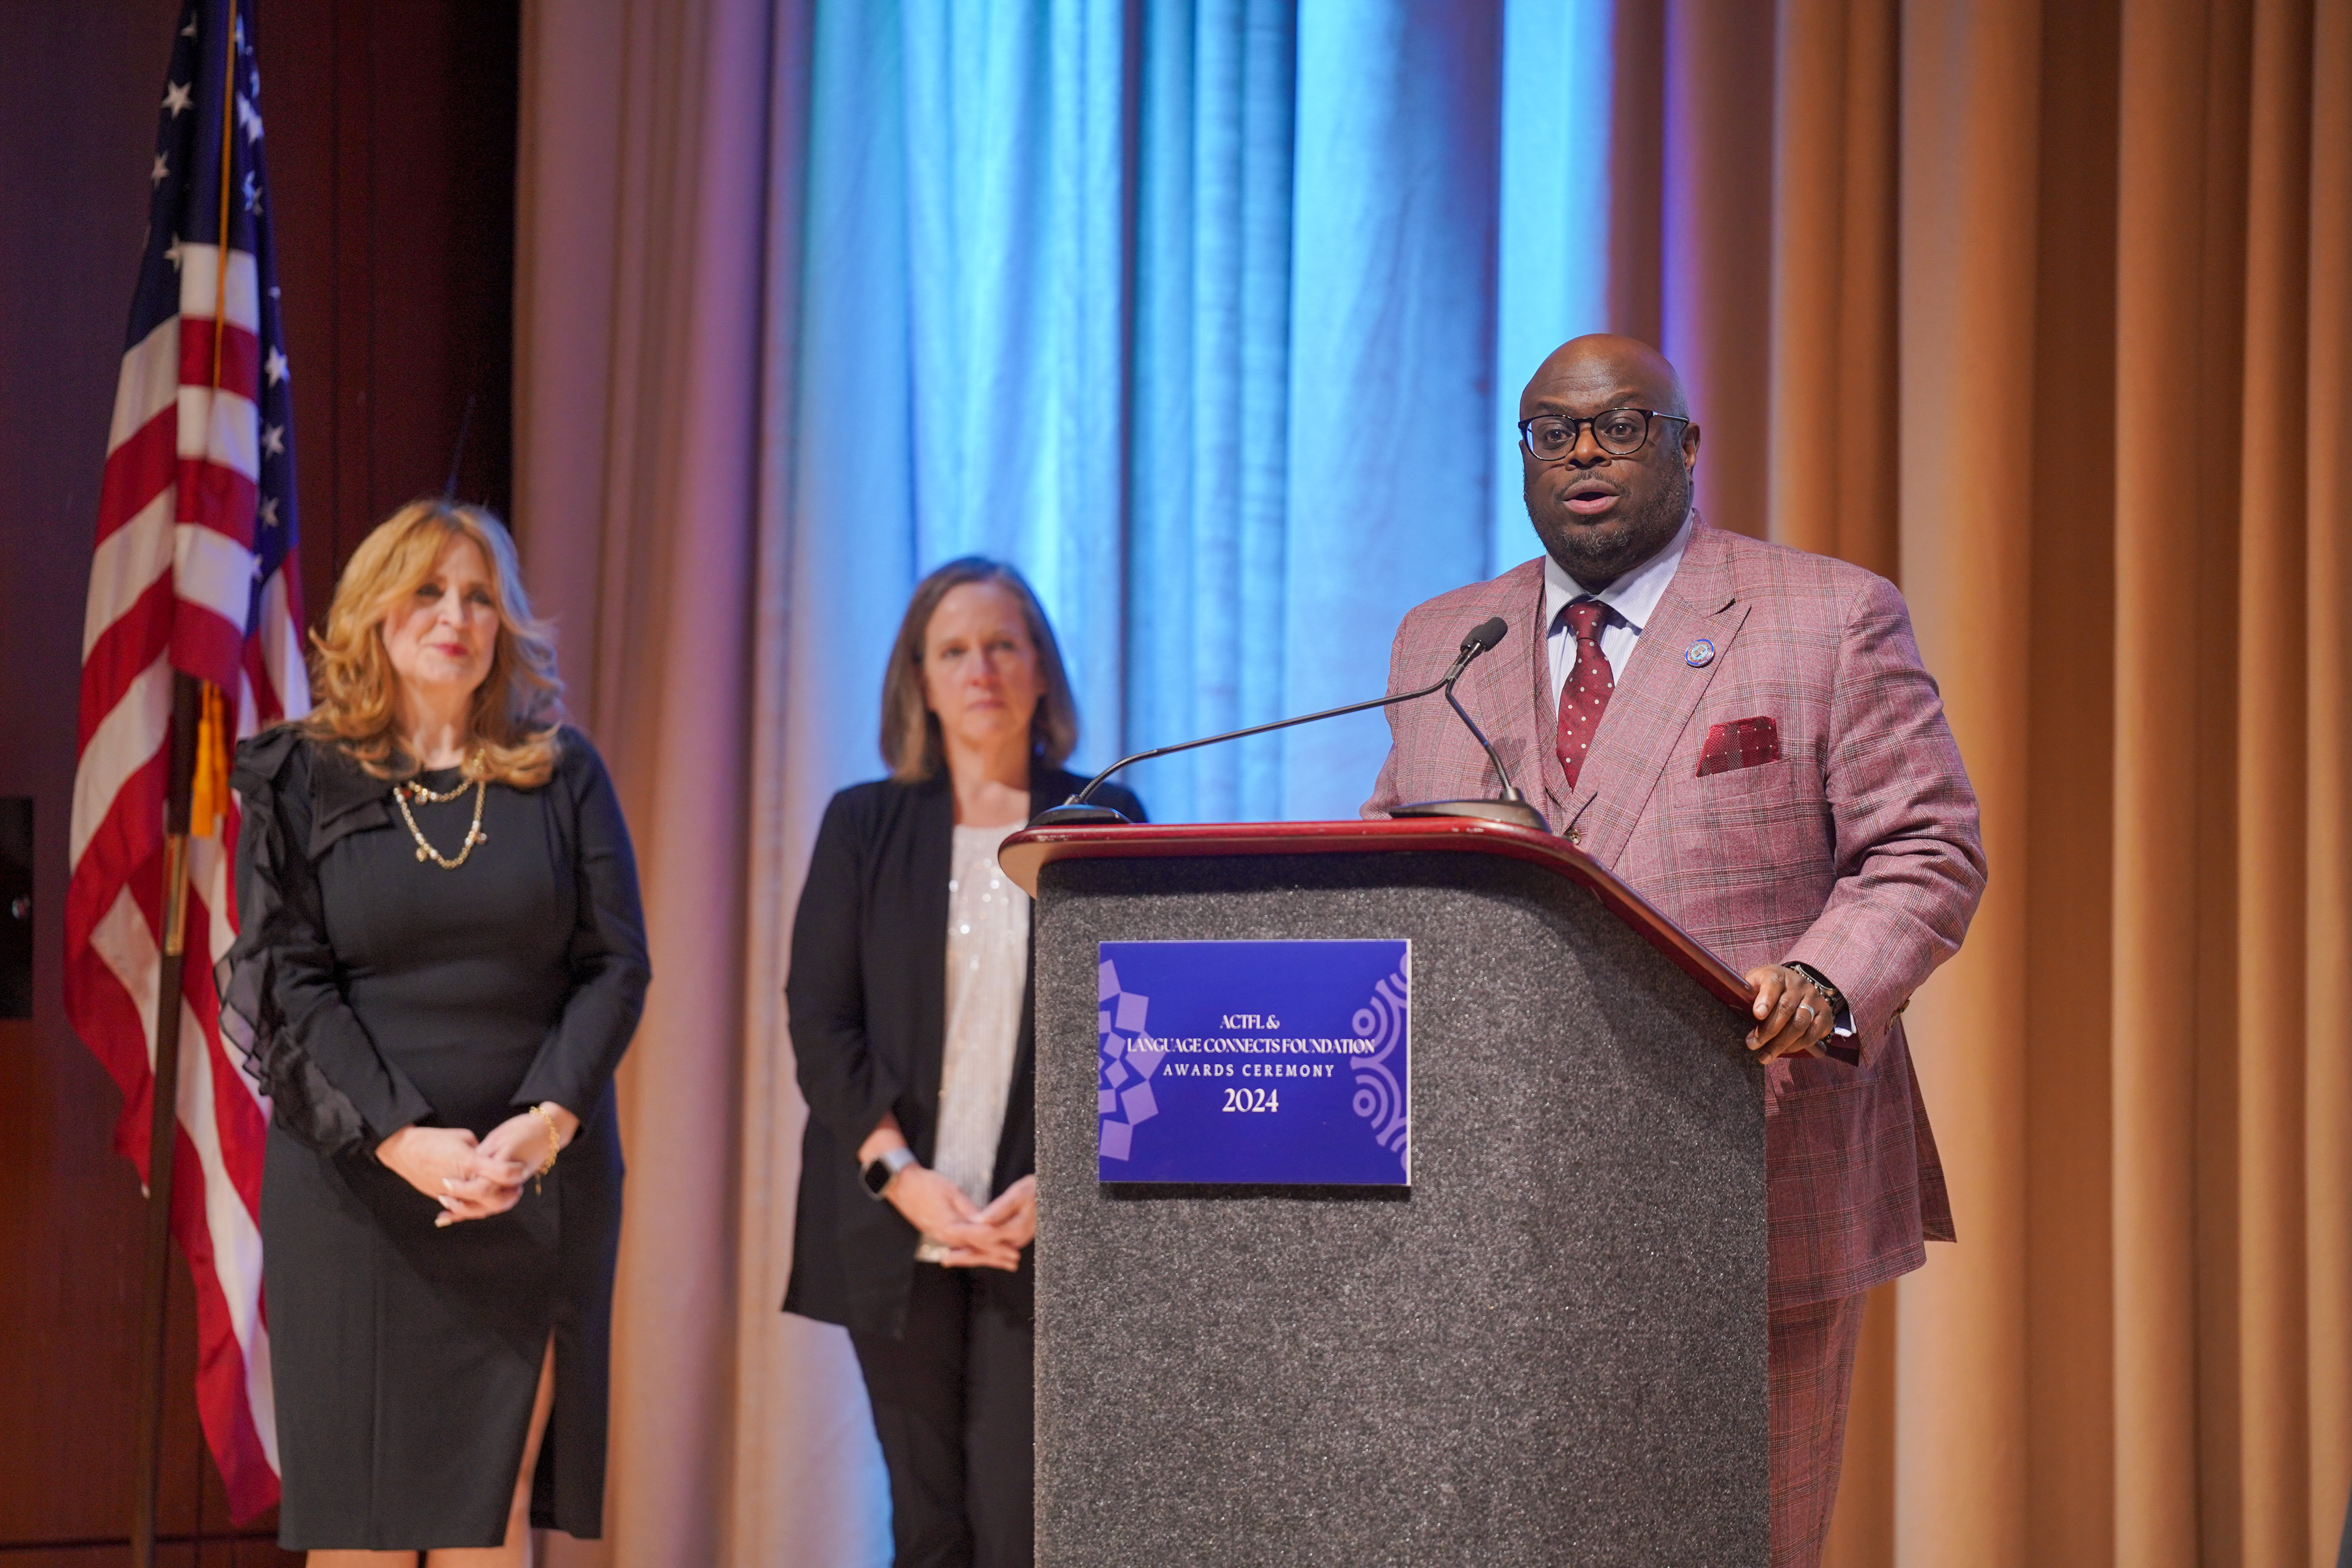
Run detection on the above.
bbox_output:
[1441,615,1506,681]
[1384,616,1546,833]
[1032,617,1547,832]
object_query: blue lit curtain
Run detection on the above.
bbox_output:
[760,12,1615,1536]
[1493,0,1616,568]
[772,0,1616,827]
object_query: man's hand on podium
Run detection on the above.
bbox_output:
[1743,964,1839,1063]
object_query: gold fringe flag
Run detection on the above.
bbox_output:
[188,681,230,838]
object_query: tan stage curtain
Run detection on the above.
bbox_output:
[512,0,859,1563]
[515,1,892,1560]
[1619,1,2352,1562]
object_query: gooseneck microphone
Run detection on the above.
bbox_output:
[1411,616,1543,818]
[1444,614,1509,679]
[1385,615,1546,831]
[1032,616,1548,832]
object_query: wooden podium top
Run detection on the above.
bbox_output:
[1000,814,1754,1012]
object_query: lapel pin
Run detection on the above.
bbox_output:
[1684,638,1716,668]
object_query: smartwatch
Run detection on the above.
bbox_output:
[861,1145,918,1199]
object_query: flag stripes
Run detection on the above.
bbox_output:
[65,0,303,1523]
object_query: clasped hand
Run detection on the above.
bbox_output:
[887,1168,1036,1272]
[377,1111,560,1227]
[1741,963,1838,1063]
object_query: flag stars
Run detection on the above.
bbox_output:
[258,497,279,530]
[260,424,285,459]
[163,80,192,116]
[181,15,198,37]
[242,172,262,215]
[163,235,187,270]
[264,346,289,386]
[237,96,263,143]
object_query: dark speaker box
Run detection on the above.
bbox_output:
[0,797,29,1019]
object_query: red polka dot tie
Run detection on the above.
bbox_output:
[1555,600,1615,788]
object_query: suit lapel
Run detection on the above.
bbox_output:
[1562,521,1752,867]
[906,773,956,1152]
[1444,560,1556,814]
[989,767,1077,1192]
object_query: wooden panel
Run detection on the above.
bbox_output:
[1001,816,1759,1007]
[268,0,520,620]
[0,0,513,1554]
[0,0,211,1545]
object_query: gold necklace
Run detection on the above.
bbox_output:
[400,751,481,804]
[395,776,489,868]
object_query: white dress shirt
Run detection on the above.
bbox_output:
[916,821,1030,1262]
[1542,511,1696,695]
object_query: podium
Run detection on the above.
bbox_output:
[998,817,1770,1567]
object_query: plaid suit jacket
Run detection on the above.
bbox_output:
[1364,519,1984,1308]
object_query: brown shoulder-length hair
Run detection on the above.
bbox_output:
[881,557,1078,783]
[302,500,564,787]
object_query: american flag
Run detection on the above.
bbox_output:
[65,0,304,1521]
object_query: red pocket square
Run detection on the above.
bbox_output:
[1696,717,1781,777]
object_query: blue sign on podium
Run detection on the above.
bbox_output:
[1095,939,1411,1186]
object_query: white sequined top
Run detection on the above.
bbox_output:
[915,821,1031,1262]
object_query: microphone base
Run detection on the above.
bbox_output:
[1028,802,1134,827]
[1389,797,1551,834]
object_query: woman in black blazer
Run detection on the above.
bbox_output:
[786,557,1142,1567]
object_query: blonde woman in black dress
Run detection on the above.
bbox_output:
[220,501,648,1565]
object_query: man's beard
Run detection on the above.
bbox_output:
[1534,465,1691,588]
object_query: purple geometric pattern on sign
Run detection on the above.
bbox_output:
[1349,962,1411,1156]
[1097,958,1163,1162]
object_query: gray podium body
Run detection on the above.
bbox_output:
[1001,818,1770,1567]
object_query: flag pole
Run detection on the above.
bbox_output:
[129,673,203,1568]
[131,5,240,1560]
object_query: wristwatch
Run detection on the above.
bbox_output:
[861,1145,918,1199]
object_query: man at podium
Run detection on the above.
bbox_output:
[1365,335,1985,1568]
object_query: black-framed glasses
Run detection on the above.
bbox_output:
[1518,407,1690,462]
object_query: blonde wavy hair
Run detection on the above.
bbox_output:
[303,500,564,787]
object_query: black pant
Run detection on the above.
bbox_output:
[850,1262,1034,1568]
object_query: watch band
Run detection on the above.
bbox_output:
[1784,962,1852,1033]
[861,1145,918,1200]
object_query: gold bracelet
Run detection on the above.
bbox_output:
[532,1103,563,1191]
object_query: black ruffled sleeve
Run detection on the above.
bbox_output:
[217,728,436,1152]
[512,731,650,1118]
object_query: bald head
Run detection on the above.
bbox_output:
[1516,335,1700,589]
[1519,333,1689,423]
